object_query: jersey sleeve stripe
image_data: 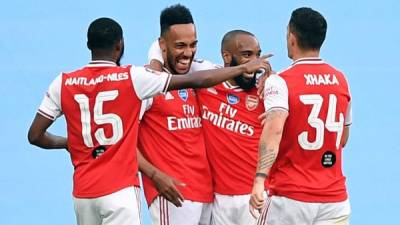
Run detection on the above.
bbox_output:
[266,106,289,113]
[38,109,56,120]
[162,73,172,94]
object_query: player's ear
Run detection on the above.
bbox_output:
[158,37,167,62]
[158,37,166,53]
[222,50,232,66]
[115,38,123,51]
[288,32,296,48]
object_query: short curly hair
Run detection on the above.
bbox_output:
[160,4,194,37]
[87,17,123,51]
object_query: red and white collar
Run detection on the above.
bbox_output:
[86,60,117,67]
[292,57,324,65]
[222,81,244,92]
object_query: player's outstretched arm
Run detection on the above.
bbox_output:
[27,113,67,150]
[137,149,185,207]
[167,55,272,91]
[249,109,288,218]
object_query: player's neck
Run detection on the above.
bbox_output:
[223,64,238,86]
[91,57,116,63]
[91,52,117,63]
[292,49,320,61]
[227,79,237,86]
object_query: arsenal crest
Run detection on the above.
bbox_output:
[246,95,259,111]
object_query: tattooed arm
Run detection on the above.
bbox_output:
[249,108,288,218]
[256,109,288,175]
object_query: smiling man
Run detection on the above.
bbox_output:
[26,16,270,225]
[137,4,214,225]
[146,29,272,225]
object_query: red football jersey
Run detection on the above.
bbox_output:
[197,81,265,194]
[38,61,171,198]
[264,58,352,202]
[138,87,214,205]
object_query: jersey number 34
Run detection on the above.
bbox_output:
[298,94,344,150]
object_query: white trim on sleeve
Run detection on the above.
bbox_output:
[345,100,352,126]
[263,74,289,112]
[344,75,352,126]
[38,74,63,120]
[130,66,171,100]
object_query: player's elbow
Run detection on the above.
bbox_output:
[27,129,41,146]
[268,123,285,137]
[341,138,349,148]
[270,129,284,140]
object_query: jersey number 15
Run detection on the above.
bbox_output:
[74,90,123,147]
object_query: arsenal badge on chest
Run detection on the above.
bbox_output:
[246,95,259,111]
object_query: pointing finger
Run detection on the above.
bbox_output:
[260,53,274,60]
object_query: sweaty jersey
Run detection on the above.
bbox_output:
[38,60,171,198]
[192,60,265,195]
[263,57,352,202]
[138,66,213,205]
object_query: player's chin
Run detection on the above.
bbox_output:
[174,66,191,74]
[175,58,193,74]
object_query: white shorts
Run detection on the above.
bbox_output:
[149,196,212,225]
[73,186,141,225]
[257,196,351,225]
[211,193,257,225]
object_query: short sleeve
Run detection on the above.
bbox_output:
[38,74,63,120]
[345,100,352,126]
[148,40,164,64]
[130,66,171,100]
[263,74,289,112]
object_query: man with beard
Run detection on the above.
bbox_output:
[147,29,271,225]
[196,30,268,225]
[27,17,270,225]
[137,4,214,225]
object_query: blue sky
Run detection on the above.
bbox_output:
[1,0,399,225]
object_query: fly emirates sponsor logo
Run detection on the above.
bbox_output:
[65,72,129,86]
[167,104,202,131]
[202,102,254,136]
